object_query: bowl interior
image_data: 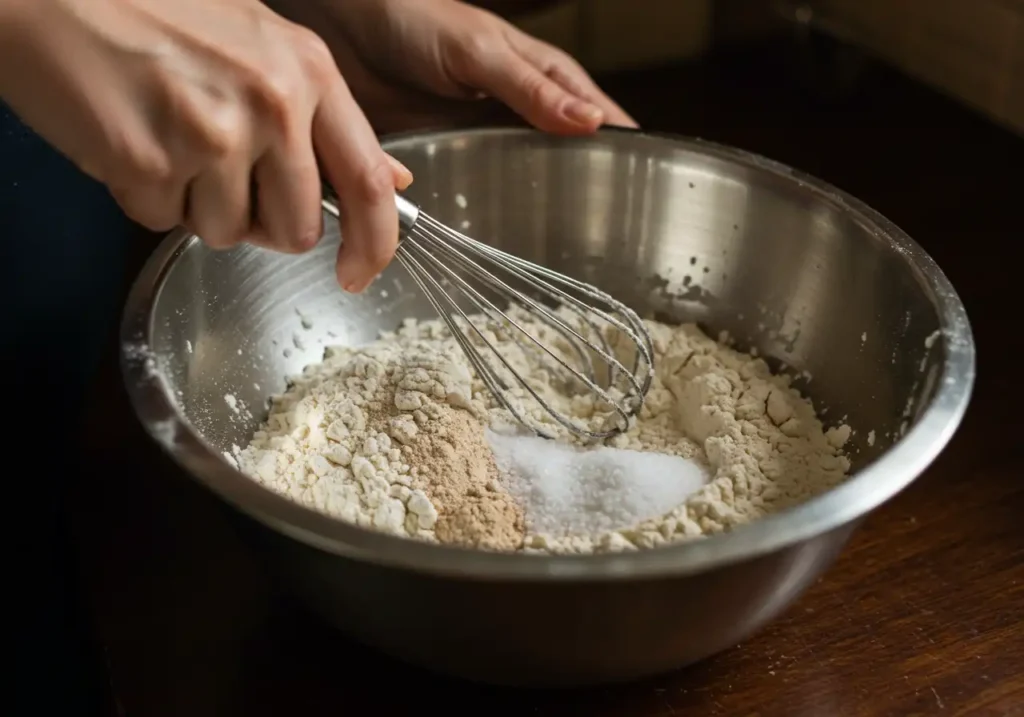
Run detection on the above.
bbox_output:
[148,130,954,478]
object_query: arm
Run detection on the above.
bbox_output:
[262,0,635,134]
[0,0,411,292]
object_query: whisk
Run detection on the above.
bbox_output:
[320,188,654,441]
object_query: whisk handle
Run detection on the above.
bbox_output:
[319,179,420,239]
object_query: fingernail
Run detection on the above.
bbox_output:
[387,155,414,190]
[564,100,603,125]
[394,163,413,187]
[337,263,363,293]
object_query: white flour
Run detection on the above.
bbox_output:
[234,306,852,554]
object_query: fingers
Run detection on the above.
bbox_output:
[512,34,638,130]
[544,61,638,129]
[251,149,409,256]
[111,177,187,233]
[186,145,254,250]
[313,73,403,293]
[387,154,414,191]
[457,39,603,135]
[252,136,323,254]
[106,144,189,232]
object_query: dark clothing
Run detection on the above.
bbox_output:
[2,101,140,716]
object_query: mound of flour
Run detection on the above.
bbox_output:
[232,307,851,554]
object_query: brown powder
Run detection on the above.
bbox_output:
[406,406,525,551]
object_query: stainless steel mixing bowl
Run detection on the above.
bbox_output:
[121,127,975,687]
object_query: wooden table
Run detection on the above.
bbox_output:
[74,36,1024,716]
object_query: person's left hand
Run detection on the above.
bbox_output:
[267,0,637,135]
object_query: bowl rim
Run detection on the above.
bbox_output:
[120,126,976,582]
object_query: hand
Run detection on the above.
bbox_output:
[0,0,411,292]
[273,0,637,135]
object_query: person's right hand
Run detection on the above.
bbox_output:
[0,0,411,292]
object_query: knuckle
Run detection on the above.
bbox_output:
[113,189,177,232]
[159,75,241,160]
[252,70,300,129]
[199,227,242,251]
[262,203,322,254]
[285,235,319,254]
[367,244,396,273]
[199,105,246,158]
[449,29,503,75]
[269,222,319,254]
[352,159,395,206]
[295,215,324,251]
[293,27,336,84]
[547,60,592,99]
[122,143,175,184]
[462,32,494,60]
[524,73,557,108]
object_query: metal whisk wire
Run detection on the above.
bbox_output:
[321,190,654,440]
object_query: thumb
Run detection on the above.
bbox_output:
[386,154,413,191]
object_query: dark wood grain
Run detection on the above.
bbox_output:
[72,35,1024,716]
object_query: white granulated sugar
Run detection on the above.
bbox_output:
[454,193,467,208]
[487,431,707,537]
[236,305,852,554]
